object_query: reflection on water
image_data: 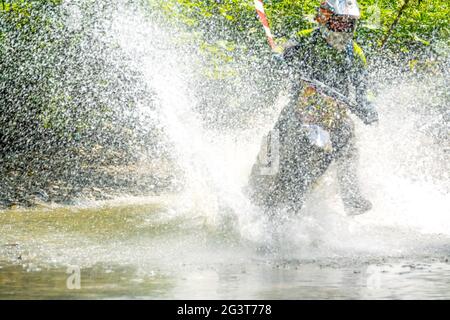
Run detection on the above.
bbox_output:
[0,264,174,300]
[2,258,450,300]
[1,199,450,300]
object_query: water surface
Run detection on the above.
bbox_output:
[1,198,449,300]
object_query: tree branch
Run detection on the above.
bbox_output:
[380,0,412,50]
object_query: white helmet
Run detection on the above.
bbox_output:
[320,0,361,19]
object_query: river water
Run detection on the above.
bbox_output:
[1,193,449,300]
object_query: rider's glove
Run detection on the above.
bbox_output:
[271,52,285,65]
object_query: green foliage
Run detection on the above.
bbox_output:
[151,0,449,59]
[0,0,62,28]
[1,1,158,160]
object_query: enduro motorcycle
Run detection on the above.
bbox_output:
[246,76,366,214]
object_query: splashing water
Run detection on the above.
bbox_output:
[104,4,450,256]
[59,1,449,254]
[1,0,449,299]
[105,6,272,239]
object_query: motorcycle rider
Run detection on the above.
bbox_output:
[248,0,378,215]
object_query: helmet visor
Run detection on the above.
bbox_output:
[327,16,357,33]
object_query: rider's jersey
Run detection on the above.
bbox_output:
[281,28,370,130]
[247,29,372,209]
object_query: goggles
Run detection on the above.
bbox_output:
[326,16,357,33]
